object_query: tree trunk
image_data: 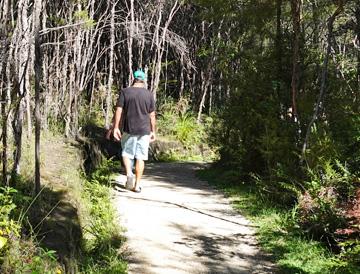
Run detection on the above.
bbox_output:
[61,36,69,119]
[53,36,61,122]
[197,68,212,123]
[33,0,42,194]
[72,3,83,137]
[128,0,135,86]
[151,1,180,101]
[302,2,344,157]
[25,80,32,138]
[42,52,48,131]
[105,1,115,128]
[65,63,74,138]
[179,54,185,98]
[209,83,213,115]
[12,101,24,176]
[164,44,169,94]
[138,14,146,69]
[356,4,360,91]
[12,0,30,177]
[276,0,282,102]
[1,0,10,185]
[1,93,8,185]
[150,2,163,98]
[290,0,301,122]
[311,1,320,46]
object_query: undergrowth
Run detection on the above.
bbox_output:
[156,97,216,162]
[80,159,127,274]
[0,135,127,273]
[197,168,360,274]
[0,186,62,273]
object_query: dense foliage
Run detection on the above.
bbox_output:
[195,0,360,270]
[0,0,359,271]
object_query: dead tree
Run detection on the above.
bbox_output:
[11,0,32,176]
[127,0,135,85]
[151,0,180,101]
[105,0,116,128]
[34,0,42,194]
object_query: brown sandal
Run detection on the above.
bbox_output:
[132,187,141,193]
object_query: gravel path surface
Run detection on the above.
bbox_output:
[113,162,276,274]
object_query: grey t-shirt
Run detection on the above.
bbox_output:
[116,87,155,135]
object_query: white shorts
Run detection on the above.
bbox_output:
[121,133,150,161]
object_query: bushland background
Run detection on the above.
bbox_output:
[0,0,359,273]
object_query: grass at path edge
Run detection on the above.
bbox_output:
[197,168,345,274]
[1,135,127,273]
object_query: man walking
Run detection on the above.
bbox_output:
[112,70,156,192]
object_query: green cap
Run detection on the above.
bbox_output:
[134,70,146,81]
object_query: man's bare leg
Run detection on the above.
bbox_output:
[122,156,133,177]
[133,159,144,190]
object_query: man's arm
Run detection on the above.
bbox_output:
[113,107,123,141]
[150,111,156,142]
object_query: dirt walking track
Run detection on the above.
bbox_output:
[113,162,276,274]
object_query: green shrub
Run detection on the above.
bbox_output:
[0,187,61,273]
[174,113,203,148]
[158,98,202,143]
[303,124,340,171]
[157,98,179,137]
[327,95,360,175]
[80,160,127,274]
[297,160,356,243]
[157,97,211,159]
[334,239,360,273]
[0,187,20,258]
[197,168,341,274]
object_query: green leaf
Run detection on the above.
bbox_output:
[0,236,8,250]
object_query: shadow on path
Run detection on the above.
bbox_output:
[114,161,277,273]
[171,223,275,274]
[114,184,257,228]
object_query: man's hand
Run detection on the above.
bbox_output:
[150,132,156,143]
[113,128,122,141]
